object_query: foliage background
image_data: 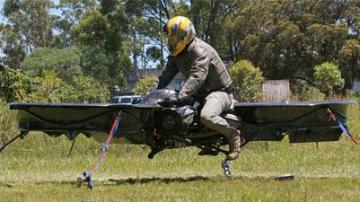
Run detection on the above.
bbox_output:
[0,0,359,103]
[133,75,158,95]
[0,2,360,200]
[229,60,264,102]
[314,62,344,98]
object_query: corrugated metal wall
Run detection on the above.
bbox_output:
[262,80,290,102]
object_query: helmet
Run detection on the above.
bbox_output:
[163,16,196,56]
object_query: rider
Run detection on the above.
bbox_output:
[157,16,241,160]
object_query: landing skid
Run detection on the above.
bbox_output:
[0,131,28,154]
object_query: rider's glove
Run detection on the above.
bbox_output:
[177,95,194,106]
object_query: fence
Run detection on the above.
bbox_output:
[262,80,290,102]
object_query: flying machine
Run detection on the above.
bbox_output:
[0,88,357,188]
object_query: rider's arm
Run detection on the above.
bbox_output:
[157,56,179,89]
[178,46,209,98]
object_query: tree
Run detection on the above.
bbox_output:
[189,0,243,57]
[124,0,173,69]
[123,0,244,67]
[133,75,158,95]
[0,24,26,69]
[344,2,360,39]
[229,60,264,102]
[71,7,132,94]
[71,10,110,48]
[306,23,348,64]
[2,0,57,68]
[314,62,344,98]
[3,0,56,51]
[53,0,97,47]
[338,39,360,90]
[231,0,359,91]
[20,47,82,83]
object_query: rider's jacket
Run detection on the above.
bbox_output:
[157,37,233,98]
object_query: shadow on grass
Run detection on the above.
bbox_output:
[0,182,15,187]
[107,176,212,185]
[1,175,293,188]
[21,176,218,187]
[105,175,269,186]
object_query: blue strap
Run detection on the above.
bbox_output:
[329,108,360,146]
[335,119,351,139]
[82,112,122,189]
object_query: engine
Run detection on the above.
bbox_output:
[138,89,198,137]
[154,105,197,137]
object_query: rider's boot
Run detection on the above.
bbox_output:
[227,129,241,160]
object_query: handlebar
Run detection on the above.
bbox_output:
[158,96,196,107]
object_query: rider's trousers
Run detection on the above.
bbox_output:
[199,91,238,138]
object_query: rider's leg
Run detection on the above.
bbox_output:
[199,91,241,160]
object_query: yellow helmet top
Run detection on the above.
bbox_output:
[163,16,196,56]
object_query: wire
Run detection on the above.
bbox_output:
[81,111,123,189]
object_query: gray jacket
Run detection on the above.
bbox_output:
[158,37,233,98]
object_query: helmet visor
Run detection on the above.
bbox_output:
[166,35,178,53]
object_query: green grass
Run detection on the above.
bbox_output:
[1,177,360,202]
[0,104,360,201]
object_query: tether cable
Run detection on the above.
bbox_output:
[326,108,360,146]
[77,111,122,189]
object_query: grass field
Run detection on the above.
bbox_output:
[0,103,360,201]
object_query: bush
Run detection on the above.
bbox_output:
[314,62,344,98]
[26,70,111,103]
[0,67,32,102]
[229,60,264,102]
[21,47,82,83]
[0,102,17,144]
[290,79,325,101]
[133,75,158,95]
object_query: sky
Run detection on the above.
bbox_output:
[0,0,5,23]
